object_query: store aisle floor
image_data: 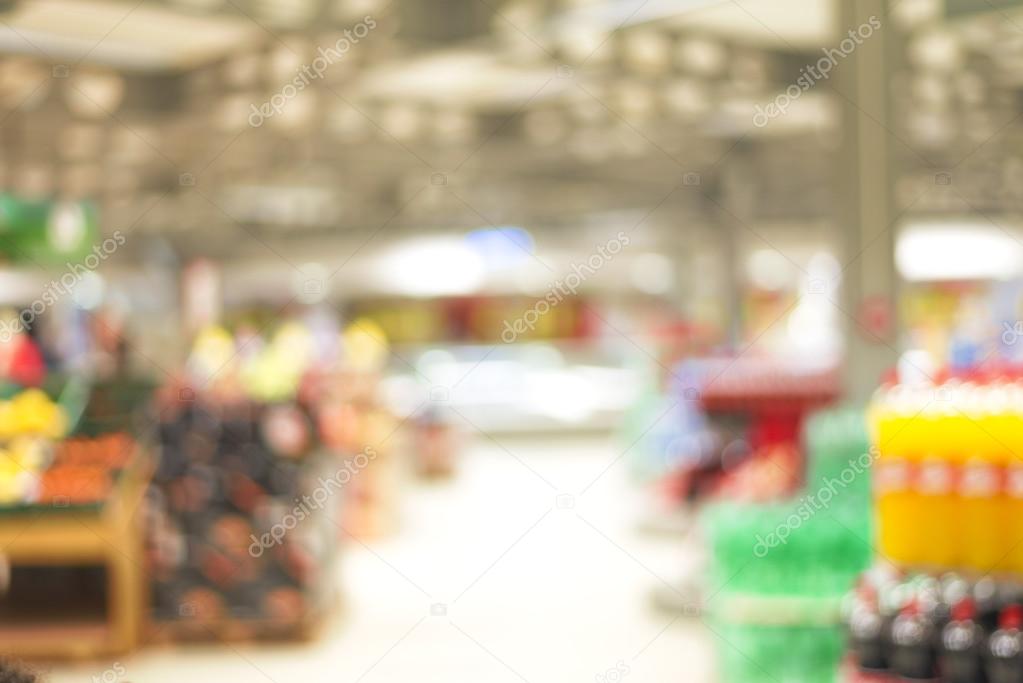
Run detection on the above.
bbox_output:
[47,433,715,683]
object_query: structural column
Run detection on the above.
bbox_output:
[836,0,902,400]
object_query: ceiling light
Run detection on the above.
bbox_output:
[908,30,963,72]
[897,220,1023,281]
[623,29,671,74]
[374,237,486,297]
[747,248,795,291]
[676,37,727,77]
[270,41,308,82]
[891,0,941,29]
[630,253,675,294]
[557,24,610,63]
[66,69,124,119]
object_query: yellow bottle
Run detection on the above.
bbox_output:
[874,448,922,566]
[871,391,920,566]
[1006,460,1023,574]
[915,452,958,569]
[959,450,1004,573]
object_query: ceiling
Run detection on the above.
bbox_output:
[0,0,261,69]
[0,0,1018,262]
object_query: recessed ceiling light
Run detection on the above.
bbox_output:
[65,69,124,118]
[676,37,727,77]
[909,29,963,72]
[623,29,671,74]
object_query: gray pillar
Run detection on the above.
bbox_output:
[836,0,901,401]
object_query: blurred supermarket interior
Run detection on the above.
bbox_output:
[5,0,1023,681]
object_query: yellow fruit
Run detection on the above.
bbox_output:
[9,437,47,470]
[7,389,65,438]
[0,402,14,441]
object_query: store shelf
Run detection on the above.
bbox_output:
[0,453,150,660]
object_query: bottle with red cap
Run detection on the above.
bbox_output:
[940,597,987,683]
[848,584,888,674]
[986,603,1023,683]
[890,600,939,681]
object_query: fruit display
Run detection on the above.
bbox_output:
[0,389,69,441]
[869,376,1023,573]
[147,396,341,629]
[143,318,402,635]
[844,569,1023,682]
[0,388,72,507]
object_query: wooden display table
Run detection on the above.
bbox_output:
[0,455,149,660]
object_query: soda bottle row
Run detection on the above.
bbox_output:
[846,568,1023,682]
[870,379,1023,572]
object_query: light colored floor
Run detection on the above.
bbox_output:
[48,434,715,683]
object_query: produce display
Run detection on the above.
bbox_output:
[145,319,400,634]
[147,396,340,630]
[37,432,135,506]
[0,388,71,506]
[0,388,68,441]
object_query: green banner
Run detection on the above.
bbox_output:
[0,195,99,264]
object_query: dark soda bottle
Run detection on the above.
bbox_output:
[986,604,1023,683]
[977,578,1001,633]
[940,597,986,683]
[890,601,938,681]
[849,586,888,673]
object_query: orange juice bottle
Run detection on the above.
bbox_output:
[915,452,958,569]
[1006,459,1023,574]
[948,381,1019,574]
[874,449,922,566]
[1004,381,1023,574]
[870,388,922,566]
[958,449,1004,572]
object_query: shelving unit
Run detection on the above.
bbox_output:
[0,452,149,659]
